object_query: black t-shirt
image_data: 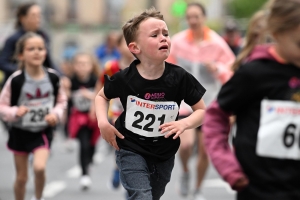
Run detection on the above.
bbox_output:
[70,75,97,113]
[218,59,300,200]
[104,60,206,163]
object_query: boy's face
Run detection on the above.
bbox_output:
[131,18,171,62]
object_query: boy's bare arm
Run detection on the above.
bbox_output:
[160,99,206,139]
[95,88,124,150]
[89,80,102,120]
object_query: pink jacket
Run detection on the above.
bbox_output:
[202,101,245,190]
[167,27,235,84]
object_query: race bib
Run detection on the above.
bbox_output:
[22,97,54,127]
[125,95,179,137]
[256,99,300,160]
[72,89,92,112]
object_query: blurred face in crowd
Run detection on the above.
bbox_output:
[117,38,135,62]
[106,32,119,49]
[21,5,41,31]
[19,37,47,68]
[274,25,300,68]
[185,5,206,31]
[73,55,93,79]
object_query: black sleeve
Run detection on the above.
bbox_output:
[217,63,258,113]
[103,73,122,99]
[0,36,18,74]
[182,71,206,106]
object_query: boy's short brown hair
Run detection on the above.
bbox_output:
[122,7,164,46]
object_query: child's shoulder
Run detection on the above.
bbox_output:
[46,68,60,76]
[165,61,189,75]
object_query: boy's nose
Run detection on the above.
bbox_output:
[160,35,167,42]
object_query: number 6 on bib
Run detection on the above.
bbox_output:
[256,100,300,160]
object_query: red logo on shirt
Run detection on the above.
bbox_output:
[26,88,49,99]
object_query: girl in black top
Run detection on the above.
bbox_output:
[64,52,100,190]
[203,0,300,199]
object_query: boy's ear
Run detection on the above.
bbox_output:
[128,42,140,55]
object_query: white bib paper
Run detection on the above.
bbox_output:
[72,89,92,112]
[22,97,54,127]
[125,95,179,137]
[256,99,300,160]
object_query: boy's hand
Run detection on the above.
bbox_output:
[99,122,124,150]
[16,106,29,117]
[45,113,58,126]
[159,120,187,139]
[232,176,249,191]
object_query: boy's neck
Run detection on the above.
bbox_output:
[25,65,45,80]
[136,60,165,80]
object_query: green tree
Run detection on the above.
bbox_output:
[228,0,268,19]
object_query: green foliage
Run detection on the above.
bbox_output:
[171,0,187,17]
[228,0,268,19]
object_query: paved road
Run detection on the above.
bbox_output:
[0,123,235,200]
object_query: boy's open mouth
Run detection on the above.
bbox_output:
[159,45,168,50]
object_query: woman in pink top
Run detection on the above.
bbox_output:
[167,2,235,200]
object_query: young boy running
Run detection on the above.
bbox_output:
[95,7,206,200]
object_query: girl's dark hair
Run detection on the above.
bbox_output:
[187,2,206,16]
[15,32,45,69]
[15,2,37,29]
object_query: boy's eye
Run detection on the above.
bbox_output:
[164,33,169,36]
[151,35,157,37]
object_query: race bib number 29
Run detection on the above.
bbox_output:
[256,100,300,160]
[125,95,179,137]
[22,97,54,127]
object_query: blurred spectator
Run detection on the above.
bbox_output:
[167,2,235,200]
[60,39,79,77]
[95,31,121,67]
[222,19,242,56]
[0,2,60,86]
[232,10,268,71]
